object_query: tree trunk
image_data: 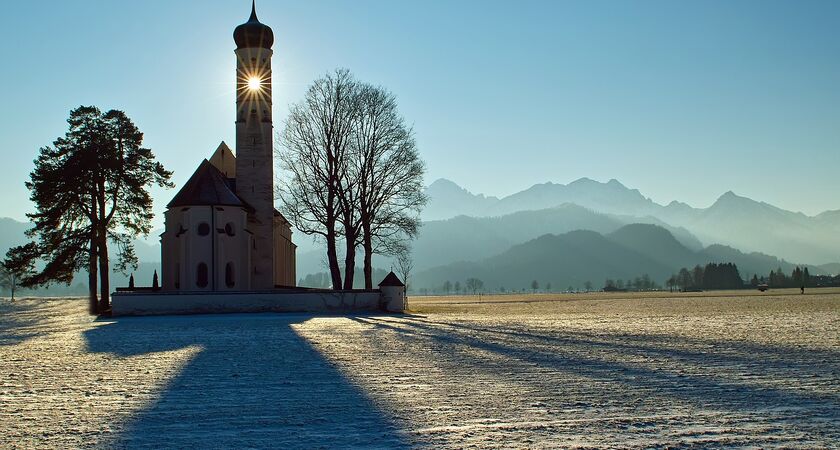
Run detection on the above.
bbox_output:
[97,183,110,313]
[97,226,110,314]
[325,224,342,290]
[88,237,98,315]
[362,222,373,289]
[343,222,356,290]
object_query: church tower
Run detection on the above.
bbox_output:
[233,1,275,289]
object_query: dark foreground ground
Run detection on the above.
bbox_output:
[1,289,838,448]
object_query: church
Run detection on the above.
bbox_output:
[112,3,405,316]
[159,2,296,292]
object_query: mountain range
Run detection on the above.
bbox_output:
[413,223,834,292]
[423,178,840,265]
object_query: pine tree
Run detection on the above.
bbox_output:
[13,106,172,313]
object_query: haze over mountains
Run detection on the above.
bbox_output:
[424,178,840,265]
[412,222,835,292]
[2,176,839,293]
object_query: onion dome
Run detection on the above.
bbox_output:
[233,1,274,50]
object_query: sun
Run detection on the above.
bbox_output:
[247,77,262,91]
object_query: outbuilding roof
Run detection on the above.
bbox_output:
[378,271,405,287]
[168,160,247,208]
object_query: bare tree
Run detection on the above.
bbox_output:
[395,245,414,294]
[278,70,426,290]
[277,69,358,290]
[350,83,426,289]
[466,277,484,295]
[1,245,36,301]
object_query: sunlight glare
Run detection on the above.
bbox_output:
[247,77,262,91]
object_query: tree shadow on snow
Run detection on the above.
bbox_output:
[0,298,69,346]
[355,317,840,427]
[84,313,410,449]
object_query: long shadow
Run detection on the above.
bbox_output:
[84,313,410,449]
[356,316,840,434]
[402,317,840,379]
[0,299,63,346]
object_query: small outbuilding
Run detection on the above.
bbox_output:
[379,272,407,312]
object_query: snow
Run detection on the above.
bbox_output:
[1,291,839,448]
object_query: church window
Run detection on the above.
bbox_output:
[225,223,236,236]
[225,263,235,288]
[174,263,180,289]
[197,222,210,236]
[196,263,208,288]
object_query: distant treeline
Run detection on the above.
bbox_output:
[604,275,659,291]
[749,266,840,288]
[666,263,743,291]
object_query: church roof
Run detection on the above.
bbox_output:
[378,271,405,287]
[168,160,247,208]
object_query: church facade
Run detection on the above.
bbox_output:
[159,3,296,292]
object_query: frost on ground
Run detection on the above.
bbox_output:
[1,290,838,449]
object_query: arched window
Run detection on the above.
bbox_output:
[197,223,210,236]
[225,223,235,237]
[196,263,208,288]
[225,263,235,288]
[174,263,181,289]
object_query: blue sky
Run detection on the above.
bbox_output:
[1,0,839,227]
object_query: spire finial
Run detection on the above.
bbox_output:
[250,0,258,21]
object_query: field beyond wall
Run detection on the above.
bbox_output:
[1,289,838,448]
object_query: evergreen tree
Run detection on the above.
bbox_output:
[692,265,704,289]
[12,106,172,313]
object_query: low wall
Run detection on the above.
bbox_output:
[111,289,384,316]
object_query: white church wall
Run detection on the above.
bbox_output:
[161,208,185,290]
[181,207,214,291]
[214,206,251,291]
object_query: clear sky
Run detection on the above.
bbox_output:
[1,0,839,228]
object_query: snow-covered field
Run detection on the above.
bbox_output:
[1,290,838,448]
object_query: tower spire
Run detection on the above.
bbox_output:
[250,0,258,21]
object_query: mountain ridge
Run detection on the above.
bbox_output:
[413,223,832,292]
[423,178,840,264]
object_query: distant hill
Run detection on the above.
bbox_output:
[412,224,831,292]
[411,205,702,271]
[607,223,697,269]
[818,262,840,276]
[414,228,674,292]
[423,178,840,264]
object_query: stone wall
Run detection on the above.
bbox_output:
[111,290,384,316]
